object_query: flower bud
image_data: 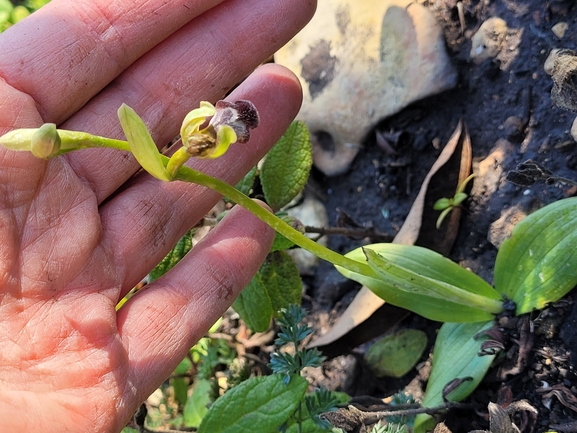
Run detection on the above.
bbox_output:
[30,123,61,158]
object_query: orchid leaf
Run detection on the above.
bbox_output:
[494,197,577,314]
[337,244,503,322]
[414,321,496,433]
[118,103,170,181]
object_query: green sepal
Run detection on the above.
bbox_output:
[117,103,171,181]
[232,272,273,332]
[260,251,302,317]
[494,196,577,315]
[261,121,312,211]
[197,374,308,433]
[337,244,503,323]
[414,320,496,433]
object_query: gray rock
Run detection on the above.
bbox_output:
[275,0,457,176]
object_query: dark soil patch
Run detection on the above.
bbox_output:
[301,1,577,432]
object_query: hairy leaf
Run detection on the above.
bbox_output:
[260,251,302,316]
[494,197,577,314]
[197,375,308,433]
[261,121,312,211]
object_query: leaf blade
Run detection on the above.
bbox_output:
[197,375,308,433]
[261,121,312,211]
[494,197,577,314]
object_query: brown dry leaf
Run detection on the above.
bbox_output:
[309,121,466,349]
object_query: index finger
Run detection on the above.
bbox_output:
[0,0,224,127]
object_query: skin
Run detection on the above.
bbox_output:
[0,0,316,431]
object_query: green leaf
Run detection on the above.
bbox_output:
[234,165,257,197]
[365,329,427,378]
[337,244,502,322]
[117,103,171,181]
[184,378,212,428]
[286,418,334,433]
[494,197,577,315]
[197,374,308,433]
[232,272,273,332]
[260,251,302,316]
[149,231,193,281]
[261,121,312,211]
[171,357,192,406]
[414,320,496,433]
[270,214,306,252]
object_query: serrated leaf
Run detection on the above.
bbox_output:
[149,231,193,281]
[261,121,312,211]
[117,103,171,181]
[494,197,577,315]
[232,272,273,332]
[365,329,427,378]
[260,251,302,316]
[271,214,306,252]
[414,320,496,433]
[184,378,212,428]
[337,244,502,322]
[197,374,308,433]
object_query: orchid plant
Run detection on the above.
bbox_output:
[3,102,577,432]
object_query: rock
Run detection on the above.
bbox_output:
[552,22,568,39]
[470,17,522,70]
[487,199,540,249]
[571,117,577,142]
[470,17,508,63]
[286,196,329,275]
[275,0,457,176]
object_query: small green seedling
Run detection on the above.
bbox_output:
[433,173,475,228]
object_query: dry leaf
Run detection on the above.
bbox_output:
[310,121,466,348]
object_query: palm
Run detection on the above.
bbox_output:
[0,0,315,432]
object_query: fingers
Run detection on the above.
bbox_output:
[58,0,315,202]
[116,201,274,409]
[0,0,223,125]
[98,63,302,296]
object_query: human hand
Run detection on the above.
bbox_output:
[0,0,315,431]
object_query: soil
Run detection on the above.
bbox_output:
[296,1,577,432]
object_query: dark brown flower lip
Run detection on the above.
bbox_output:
[211,100,260,144]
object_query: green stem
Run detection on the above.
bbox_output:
[57,130,131,153]
[171,161,373,276]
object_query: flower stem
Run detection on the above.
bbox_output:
[171,160,374,276]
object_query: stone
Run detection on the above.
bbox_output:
[470,17,522,70]
[275,0,457,176]
[286,196,329,274]
[552,22,568,39]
